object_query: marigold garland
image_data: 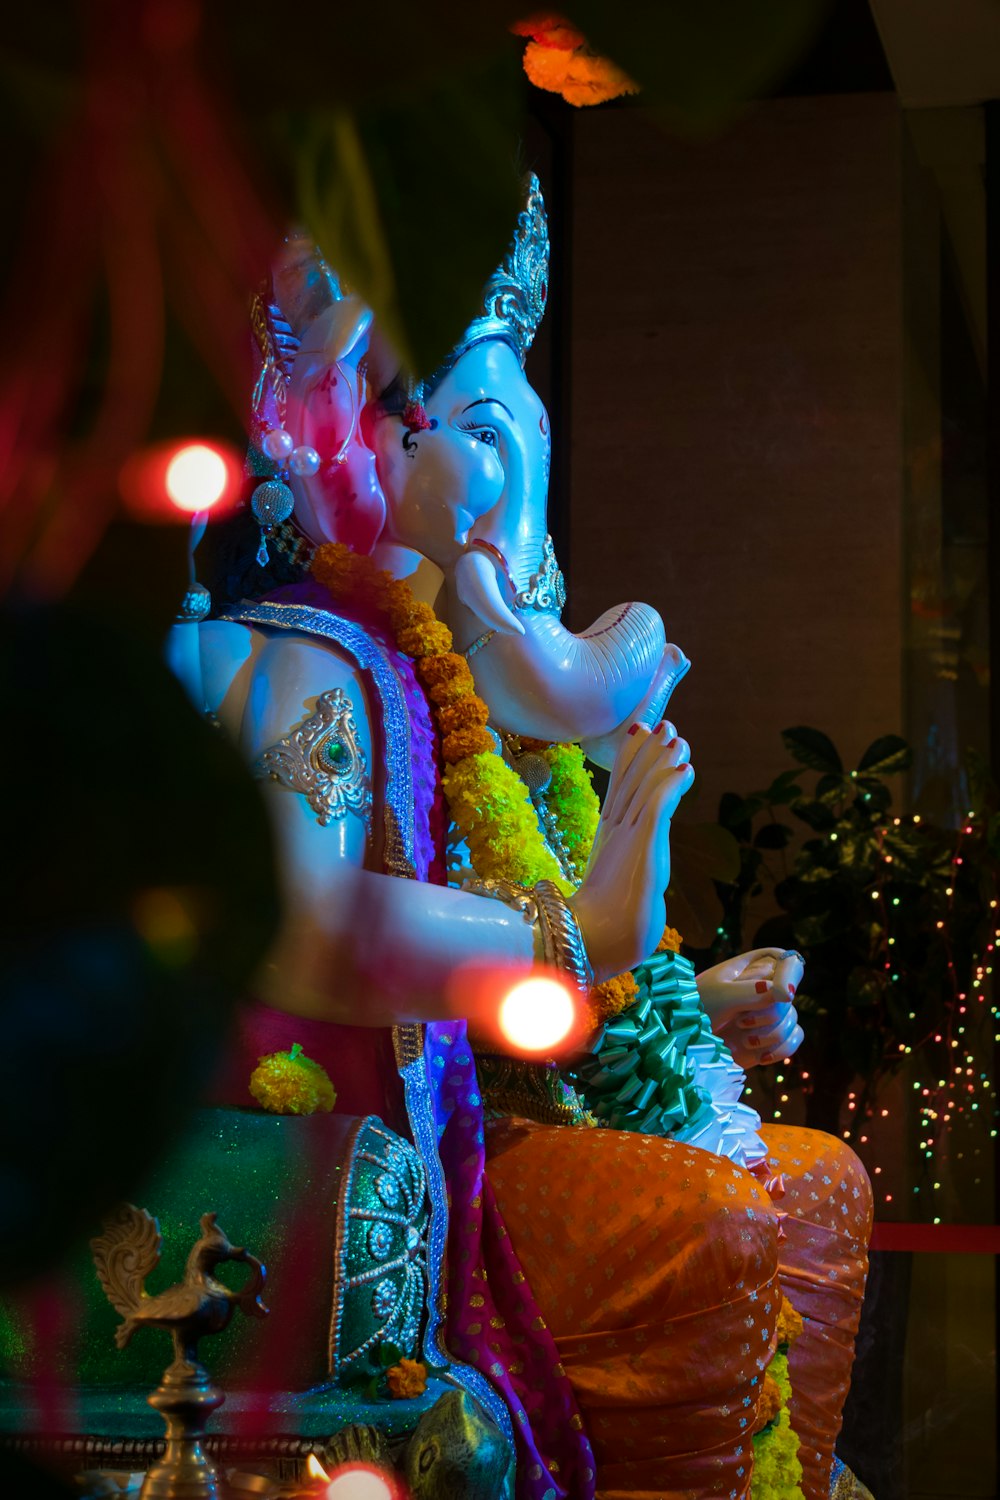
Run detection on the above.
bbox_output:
[750,1294,806,1499]
[751,1348,804,1499]
[313,546,641,1019]
[310,543,663,1027]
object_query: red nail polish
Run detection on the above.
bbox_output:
[667,737,678,748]
[761,1052,774,1065]
[748,1036,760,1047]
[788,984,796,997]
[627,723,640,736]
[755,980,768,994]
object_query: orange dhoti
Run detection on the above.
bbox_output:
[485,1118,872,1500]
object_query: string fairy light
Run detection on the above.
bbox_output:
[747,802,998,1216]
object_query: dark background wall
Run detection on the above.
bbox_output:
[566,94,905,821]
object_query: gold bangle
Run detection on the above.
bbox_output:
[533,879,594,992]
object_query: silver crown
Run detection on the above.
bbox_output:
[439,173,550,377]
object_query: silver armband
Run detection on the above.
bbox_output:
[253,688,372,829]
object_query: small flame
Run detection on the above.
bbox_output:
[305,1454,330,1482]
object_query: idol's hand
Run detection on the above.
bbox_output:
[580,644,691,771]
[571,722,695,982]
[696,948,805,1068]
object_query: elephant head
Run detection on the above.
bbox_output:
[261,182,688,760]
[367,336,680,753]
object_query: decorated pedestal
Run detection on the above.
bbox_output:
[0,1109,513,1497]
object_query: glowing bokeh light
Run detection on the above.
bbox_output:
[165,442,229,512]
[498,975,575,1053]
[324,1465,396,1500]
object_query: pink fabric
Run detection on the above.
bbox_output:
[426,1020,598,1500]
[210,999,407,1131]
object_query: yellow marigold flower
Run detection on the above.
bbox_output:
[589,972,639,1026]
[385,1356,427,1399]
[248,1043,336,1116]
[776,1295,804,1348]
[656,926,684,954]
[752,1372,783,1435]
[542,743,600,857]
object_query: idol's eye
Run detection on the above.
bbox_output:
[457,422,498,448]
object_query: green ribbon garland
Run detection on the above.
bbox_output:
[568,950,736,1137]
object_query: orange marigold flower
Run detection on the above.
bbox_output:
[523,40,638,106]
[438,698,491,735]
[397,619,453,658]
[752,1372,783,1434]
[656,926,684,954]
[385,1357,427,1400]
[384,589,437,635]
[418,653,476,704]
[311,541,365,598]
[443,728,496,764]
[588,971,639,1026]
[522,39,573,93]
[776,1295,804,1348]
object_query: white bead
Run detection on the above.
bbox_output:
[261,428,293,462]
[289,445,321,477]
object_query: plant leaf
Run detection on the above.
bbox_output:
[765,769,804,805]
[782,726,843,775]
[754,822,794,850]
[792,799,837,833]
[856,735,912,776]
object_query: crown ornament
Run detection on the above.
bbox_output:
[436,172,550,380]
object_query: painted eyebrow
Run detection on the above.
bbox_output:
[461,398,515,421]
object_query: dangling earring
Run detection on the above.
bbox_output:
[250,426,320,567]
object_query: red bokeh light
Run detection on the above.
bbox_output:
[119,437,242,522]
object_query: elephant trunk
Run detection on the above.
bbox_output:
[451,549,665,743]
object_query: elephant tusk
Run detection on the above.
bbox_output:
[453,548,525,638]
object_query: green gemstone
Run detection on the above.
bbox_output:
[326,740,347,766]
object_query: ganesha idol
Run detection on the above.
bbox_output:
[2,178,872,1500]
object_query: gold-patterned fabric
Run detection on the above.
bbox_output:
[761,1126,873,1500]
[485,1118,872,1500]
[486,1118,780,1499]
